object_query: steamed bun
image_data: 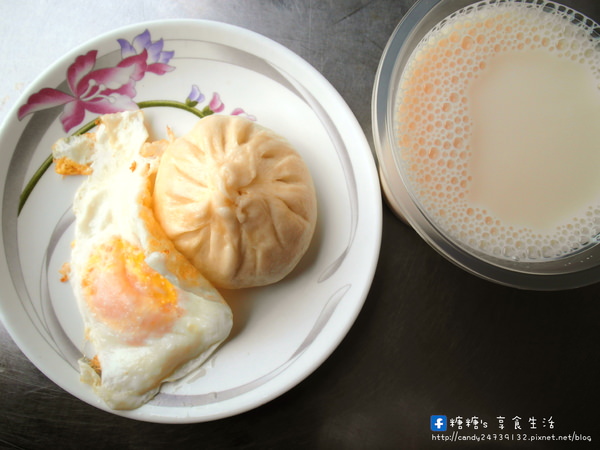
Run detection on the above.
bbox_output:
[153,115,317,289]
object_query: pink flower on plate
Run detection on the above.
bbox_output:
[117,29,175,75]
[18,50,148,132]
[208,92,225,113]
[231,108,256,121]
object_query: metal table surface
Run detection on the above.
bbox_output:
[1,1,598,448]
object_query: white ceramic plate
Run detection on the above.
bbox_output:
[0,19,381,423]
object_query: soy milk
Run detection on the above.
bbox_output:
[396,0,600,260]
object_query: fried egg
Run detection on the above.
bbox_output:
[52,110,232,410]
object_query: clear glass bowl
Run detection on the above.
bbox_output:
[372,0,600,290]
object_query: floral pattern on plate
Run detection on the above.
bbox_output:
[17,29,255,213]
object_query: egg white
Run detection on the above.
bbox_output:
[53,110,232,410]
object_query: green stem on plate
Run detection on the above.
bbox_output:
[137,100,214,119]
[18,154,54,214]
[17,100,212,215]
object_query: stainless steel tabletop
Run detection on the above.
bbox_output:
[1,1,598,448]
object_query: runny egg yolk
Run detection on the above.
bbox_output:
[82,237,182,344]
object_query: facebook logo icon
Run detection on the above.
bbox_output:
[431,415,447,432]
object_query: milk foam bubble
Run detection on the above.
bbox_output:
[396,0,600,261]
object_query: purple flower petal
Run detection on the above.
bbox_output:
[145,40,164,63]
[158,50,174,65]
[117,39,136,59]
[118,31,175,74]
[188,85,205,103]
[132,30,152,53]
